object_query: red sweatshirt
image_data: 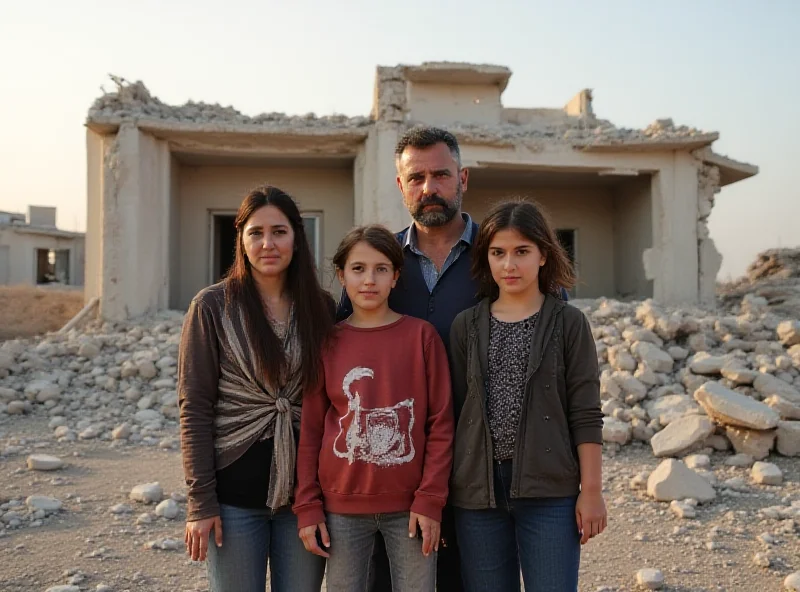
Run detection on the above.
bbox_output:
[293,315,454,530]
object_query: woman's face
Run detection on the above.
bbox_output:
[242,205,296,279]
[487,228,545,297]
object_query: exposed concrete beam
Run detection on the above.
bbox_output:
[697,149,759,186]
[401,62,512,92]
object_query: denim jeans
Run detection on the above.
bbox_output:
[206,503,325,592]
[326,511,436,592]
[454,461,581,592]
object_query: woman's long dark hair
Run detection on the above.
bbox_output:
[224,185,333,391]
[472,198,576,300]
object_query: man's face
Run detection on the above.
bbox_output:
[396,143,469,227]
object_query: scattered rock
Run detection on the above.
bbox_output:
[650,415,715,457]
[777,320,800,346]
[753,552,772,568]
[635,568,665,589]
[631,341,674,373]
[776,421,800,456]
[603,417,632,445]
[130,482,163,504]
[689,352,728,375]
[754,373,800,403]
[786,572,800,592]
[725,453,755,467]
[751,461,783,485]
[765,395,800,420]
[25,495,62,512]
[725,426,776,460]
[670,499,697,519]
[26,454,65,471]
[646,459,716,503]
[155,499,179,520]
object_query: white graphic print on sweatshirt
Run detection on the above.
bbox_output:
[333,366,416,466]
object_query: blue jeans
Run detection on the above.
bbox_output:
[326,511,436,591]
[206,503,325,592]
[454,461,580,592]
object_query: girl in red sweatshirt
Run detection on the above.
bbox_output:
[293,224,454,591]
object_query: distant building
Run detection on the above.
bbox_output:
[0,206,85,287]
[84,62,757,320]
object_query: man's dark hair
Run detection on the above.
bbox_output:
[394,125,461,167]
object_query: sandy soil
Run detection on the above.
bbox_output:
[0,286,84,340]
[1,417,798,591]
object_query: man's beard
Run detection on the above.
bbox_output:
[409,183,462,227]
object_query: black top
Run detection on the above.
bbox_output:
[215,437,274,509]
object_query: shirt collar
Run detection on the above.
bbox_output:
[404,213,474,252]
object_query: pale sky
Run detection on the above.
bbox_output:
[1,0,797,281]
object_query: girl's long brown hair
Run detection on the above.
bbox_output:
[472,198,576,300]
[224,185,333,390]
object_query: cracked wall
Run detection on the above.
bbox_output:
[698,162,722,306]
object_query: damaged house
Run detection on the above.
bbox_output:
[84,62,757,320]
[0,206,85,287]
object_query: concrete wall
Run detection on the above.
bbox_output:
[406,82,502,126]
[168,155,181,309]
[613,176,653,299]
[0,228,85,286]
[644,152,700,303]
[462,187,616,298]
[95,125,172,319]
[354,125,407,228]
[177,164,354,309]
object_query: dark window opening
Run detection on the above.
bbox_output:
[556,229,576,265]
[36,248,70,284]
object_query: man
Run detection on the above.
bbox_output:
[337,125,568,591]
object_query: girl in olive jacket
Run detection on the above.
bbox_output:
[448,199,605,592]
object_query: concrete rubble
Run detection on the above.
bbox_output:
[0,248,799,589]
[87,70,717,149]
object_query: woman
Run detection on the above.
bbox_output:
[448,199,606,592]
[294,225,454,591]
[178,185,334,592]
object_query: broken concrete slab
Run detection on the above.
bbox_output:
[650,415,715,457]
[694,381,780,430]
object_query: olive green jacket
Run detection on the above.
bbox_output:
[447,294,603,509]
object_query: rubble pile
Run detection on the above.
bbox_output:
[88,75,372,129]
[719,248,800,318]
[0,310,184,448]
[87,75,713,149]
[588,295,800,463]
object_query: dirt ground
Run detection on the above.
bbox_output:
[1,417,798,591]
[0,286,84,340]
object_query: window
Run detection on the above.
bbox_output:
[302,213,322,265]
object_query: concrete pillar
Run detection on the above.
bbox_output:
[100,124,171,320]
[645,153,700,305]
[353,123,410,231]
[85,129,105,303]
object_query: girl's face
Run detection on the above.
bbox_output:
[488,228,546,297]
[337,241,399,313]
[242,205,295,279]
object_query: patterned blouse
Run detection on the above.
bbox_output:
[487,312,539,461]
